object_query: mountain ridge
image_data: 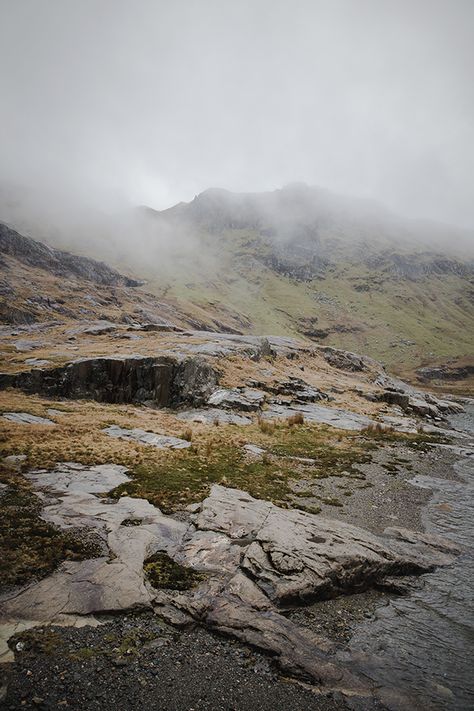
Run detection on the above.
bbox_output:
[1,183,473,380]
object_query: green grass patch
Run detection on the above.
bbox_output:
[143,552,207,591]
[109,443,295,512]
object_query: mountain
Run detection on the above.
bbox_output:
[0,222,210,330]
[1,183,473,381]
[136,184,474,380]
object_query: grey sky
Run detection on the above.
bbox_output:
[0,0,473,229]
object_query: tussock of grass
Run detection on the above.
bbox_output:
[258,417,276,435]
[286,412,305,426]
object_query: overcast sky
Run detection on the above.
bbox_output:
[0,0,473,228]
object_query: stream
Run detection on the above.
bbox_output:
[346,404,474,710]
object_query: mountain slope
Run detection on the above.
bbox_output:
[1,184,473,380]
[0,222,210,330]
[136,185,474,378]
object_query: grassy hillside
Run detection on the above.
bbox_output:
[133,190,474,378]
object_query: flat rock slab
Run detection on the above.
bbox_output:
[24,358,52,367]
[207,388,266,411]
[103,425,191,449]
[190,486,458,604]
[13,340,44,352]
[262,403,374,431]
[1,463,188,624]
[25,462,131,495]
[47,408,68,417]
[176,408,252,425]
[243,444,266,456]
[2,412,55,426]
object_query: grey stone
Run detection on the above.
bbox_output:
[318,346,374,372]
[13,340,43,352]
[267,377,328,402]
[0,476,458,698]
[207,387,266,411]
[103,425,191,449]
[2,412,55,426]
[25,462,131,495]
[187,485,458,602]
[176,408,252,425]
[261,403,374,430]
[1,464,188,623]
[243,444,266,456]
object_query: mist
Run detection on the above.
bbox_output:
[0,0,473,238]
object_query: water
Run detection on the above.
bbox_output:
[346,405,474,710]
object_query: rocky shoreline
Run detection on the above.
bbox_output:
[0,441,465,711]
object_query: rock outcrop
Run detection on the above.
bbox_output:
[261,402,375,430]
[0,355,218,408]
[318,346,375,372]
[417,364,474,382]
[378,375,464,418]
[0,472,458,696]
[207,387,266,411]
[2,412,55,426]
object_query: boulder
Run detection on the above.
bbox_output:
[190,486,457,604]
[207,387,266,411]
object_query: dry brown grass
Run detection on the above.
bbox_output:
[286,412,305,427]
[361,422,384,434]
[257,417,276,435]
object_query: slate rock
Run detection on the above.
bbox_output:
[2,412,55,426]
[103,425,191,449]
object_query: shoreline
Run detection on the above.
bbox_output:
[1,439,465,711]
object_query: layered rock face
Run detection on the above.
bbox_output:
[1,355,218,407]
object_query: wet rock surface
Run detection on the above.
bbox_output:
[0,468,458,699]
